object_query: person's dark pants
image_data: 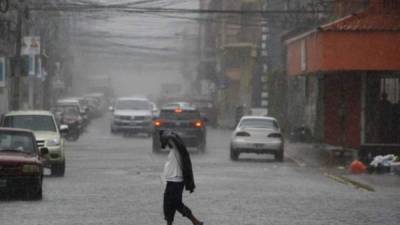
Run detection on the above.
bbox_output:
[164,181,193,223]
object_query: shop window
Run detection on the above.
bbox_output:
[365,75,400,144]
[380,78,400,104]
[384,0,400,9]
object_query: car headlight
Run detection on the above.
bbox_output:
[22,164,40,174]
[47,138,61,146]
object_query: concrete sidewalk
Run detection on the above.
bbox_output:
[286,142,399,191]
[285,142,354,168]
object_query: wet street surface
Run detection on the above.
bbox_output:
[1,115,399,225]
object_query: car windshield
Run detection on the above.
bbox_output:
[160,110,200,120]
[53,106,80,116]
[115,100,150,110]
[0,131,35,154]
[163,102,192,108]
[3,115,57,132]
[239,119,278,129]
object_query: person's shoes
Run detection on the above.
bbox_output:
[198,222,204,225]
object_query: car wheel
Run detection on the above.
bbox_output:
[65,132,79,142]
[275,150,284,162]
[28,186,43,201]
[52,161,65,176]
[197,137,206,153]
[26,179,42,200]
[230,147,239,161]
[72,130,80,141]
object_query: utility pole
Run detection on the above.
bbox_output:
[12,0,24,110]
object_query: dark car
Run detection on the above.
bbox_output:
[59,108,82,141]
[289,125,313,143]
[51,105,83,131]
[191,99,217,127]
[0,128,48,200]
[152,106,206,153]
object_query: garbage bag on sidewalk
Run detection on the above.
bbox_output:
[368,154,398,174]
[350,160,367,174]
[370,154,396,167]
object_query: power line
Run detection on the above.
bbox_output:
[30,4,331,14]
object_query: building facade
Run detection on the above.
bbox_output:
[0,0,72,113]
[198,0,263,127]
[285,0,400,160]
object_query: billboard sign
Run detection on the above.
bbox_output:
[0,57,5,87]
[21,36,41,55]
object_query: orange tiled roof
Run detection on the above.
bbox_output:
[320,8,400,32]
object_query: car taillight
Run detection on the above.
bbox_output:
[268,133,282,138]
[153,120,162,127]
[194,120,203,128]
[236,131,250,137]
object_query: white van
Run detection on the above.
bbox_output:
[110,97,153,136]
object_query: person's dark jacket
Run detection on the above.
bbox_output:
[160,131,196,193]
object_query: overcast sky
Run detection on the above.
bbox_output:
[70,0,199,98]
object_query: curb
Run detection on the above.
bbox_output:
[324,173,375,192]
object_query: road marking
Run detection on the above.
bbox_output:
[324,173,375,192]
[285,154,307,167]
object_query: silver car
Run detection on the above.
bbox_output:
[230,116,284,162]
[110,97,153,136]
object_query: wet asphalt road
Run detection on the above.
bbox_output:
[1,115,399,225]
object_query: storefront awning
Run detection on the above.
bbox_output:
[285,2,400,76]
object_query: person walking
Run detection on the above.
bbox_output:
[160,130,203,225]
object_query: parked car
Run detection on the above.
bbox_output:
[1,111,68,176]
[84,92,108,117]
[230,116,284,162]
[0,128,48,200]
[51,104,83,133]
[58,107,81,141]
[152,105,206,153]
[110,97,154,136]
[74,97,90,114]
[289,125,313,143]
[56,98,89,127]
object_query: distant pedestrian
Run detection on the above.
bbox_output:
[160,130,203,225]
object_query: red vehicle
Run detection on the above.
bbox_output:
[0,128,48,200]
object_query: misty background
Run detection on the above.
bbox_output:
[69,0,199,98]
